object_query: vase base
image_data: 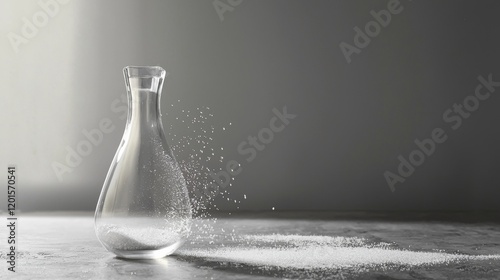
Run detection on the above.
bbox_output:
[112,241,184,259]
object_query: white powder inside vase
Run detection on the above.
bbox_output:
[96,218,191,251]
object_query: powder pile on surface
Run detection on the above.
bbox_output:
[178,234,500,270]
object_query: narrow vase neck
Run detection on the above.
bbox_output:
[123,66,166,129]
[129,90,161,126]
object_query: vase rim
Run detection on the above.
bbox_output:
[123,66,165,78]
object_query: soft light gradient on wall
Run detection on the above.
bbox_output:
[1,0,500,211]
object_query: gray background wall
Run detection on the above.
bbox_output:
[1,0,500,212]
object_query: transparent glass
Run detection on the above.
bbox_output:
[95,66,192,259]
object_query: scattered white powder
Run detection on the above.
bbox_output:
[243,234,367,247]
[178,234,500,270]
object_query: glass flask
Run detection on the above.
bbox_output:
[95,66,192,259]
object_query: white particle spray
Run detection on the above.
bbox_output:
[144,99,500,278]
[166,100,240,242]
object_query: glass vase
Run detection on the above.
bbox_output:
[94,66,192,259]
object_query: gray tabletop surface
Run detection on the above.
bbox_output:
[1,212,499,280]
